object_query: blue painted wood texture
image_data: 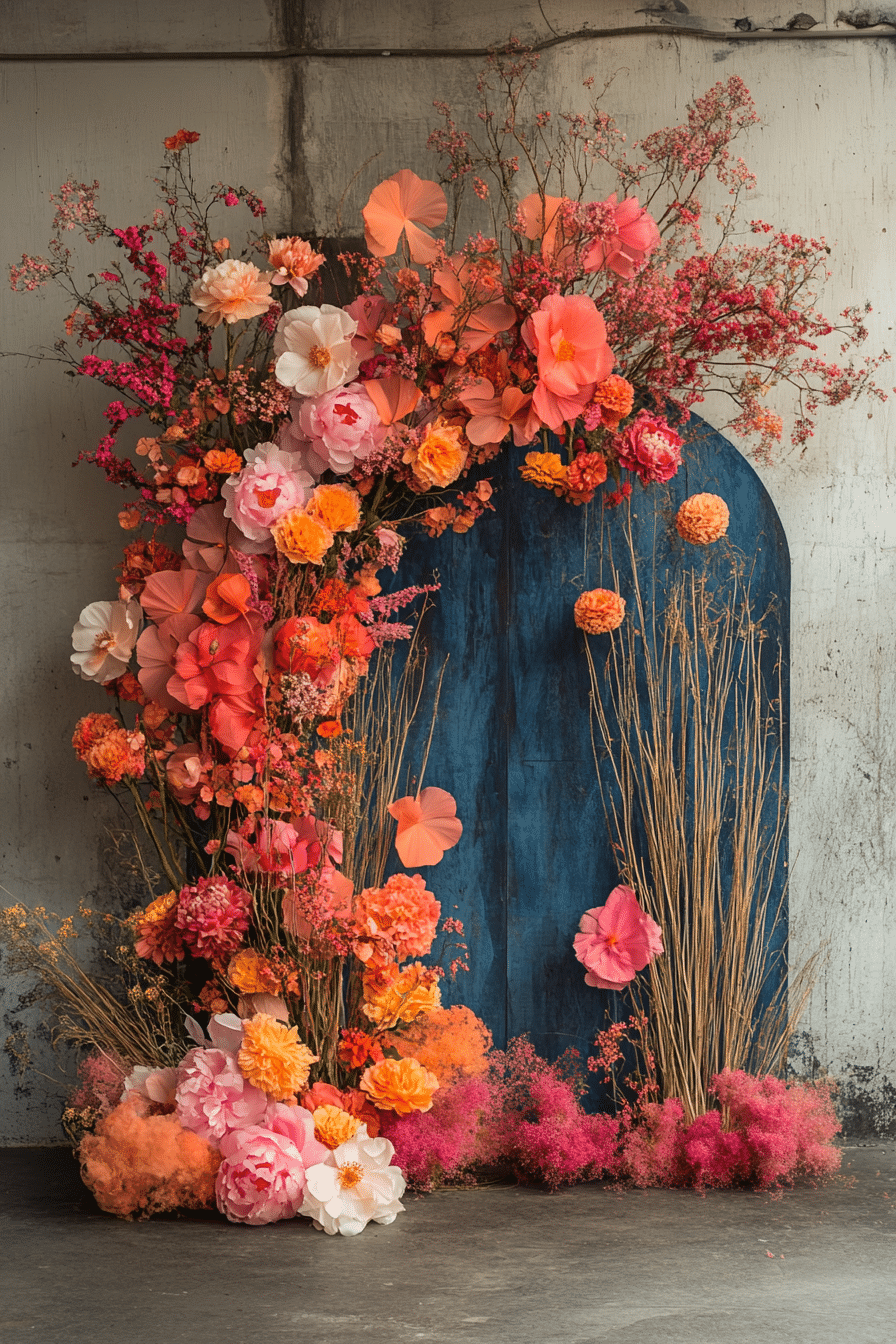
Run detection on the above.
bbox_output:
[395,416,790,1071]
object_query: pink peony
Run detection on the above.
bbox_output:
[175,876,253,961]
[294,382,386,476]
[615,410,684,484]
[176,1046,269,1144]
[573,885,664,990]
[215,1103,328,1225]
[522,293,614,430]
[221,442,313,544]
[584,194,661,279]
[190,259,273,327]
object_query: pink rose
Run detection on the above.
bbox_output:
[222,442,313,543]
[615,410,684,484]
[215,1103,328,1225]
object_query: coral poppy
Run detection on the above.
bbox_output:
[523,293,615,430]
[362,170,447,264]
[388,787,463,867]
[573,885,664,990]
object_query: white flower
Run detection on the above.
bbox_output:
[299,1128,407,1236]
[71,599,141,683]
[274,304,360,396]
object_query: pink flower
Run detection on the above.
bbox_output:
[226,818,316,879]
[176,876,253,961]
[138,568,209,623]
[182,501,271,575]
[615,410,684,484]
[343,294,394,360]
[167,616,264,711]
[176,1046,269,1144]
[165,741,211,804]
[573,886,664,990]
[459,378,540,450]
[215,1103,328,1225]
[268,236,325,296]
[221,442,313,543]
[584,194,661,279]
[522,294,614,430]
[71,599,142,683]
[135,612,201,711]
[292,381,386,476]
[190,259,273,327]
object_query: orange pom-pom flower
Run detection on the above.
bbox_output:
[573,588,626,635]
[238,1013,318,1101]
[675,493,730,545]
[359,1056,440,1115]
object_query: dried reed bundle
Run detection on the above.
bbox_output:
[585,524,810,1120]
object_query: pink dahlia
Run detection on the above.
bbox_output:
[215,1102,328,1225]
[573,885,664,990]
[176,1046,270,1144]
[522,293,614,431]
[175,876,253,961]
[615,410,683,485]
[190,259,273,328]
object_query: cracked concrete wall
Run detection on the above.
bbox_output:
[2,1,894,1140]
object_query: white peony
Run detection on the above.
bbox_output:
[299,1128,407,1236]
[71,598,141,683]
[274,304,360,396]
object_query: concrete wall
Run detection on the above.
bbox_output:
[2,2,894,1140]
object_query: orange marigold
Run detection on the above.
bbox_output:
[392,1005,493,1089]
[307,483,362,534]
[362,961,442,1030]
[675,493,730,545]
[573,588,626,635]
[203,448,243,474]
[591,374,635,428]
[135,891,185,965]
[311,1104,362,1149]
[270,508,333,565]
[519,450,569,496]
[238,1013,318,1101]
[360,1056,440,1115]
[338,1028,384,1069]
[227,948,280,995]
[410,420,467,488]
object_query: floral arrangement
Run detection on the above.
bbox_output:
[5,42,872,1229]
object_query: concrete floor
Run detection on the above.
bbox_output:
[1,1144,894,1343]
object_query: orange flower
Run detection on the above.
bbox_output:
[270,508,333,565]
[268,236,325,295]
[238,1014,318,1101]
[164,129,200,152]
[574,588,626,635]
[203,448,243,474]
[228,948,281,995]
[316,720,343,739]
[337,1029,384,1069]
[362,170,447,264]
[135,891,185,966]
[307,483,362,534]
[359,1056,440,1115]
[311,1104,362,1149]
[393,1005,493,1089]
[190,259,273,329]
[409,420,467,488]
[201,572,253,624]
[675,493,730,545]
[362,961,442,1030]
[591,374,635,428]
[519,450,569,496]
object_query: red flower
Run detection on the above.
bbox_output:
[164,130,200,153]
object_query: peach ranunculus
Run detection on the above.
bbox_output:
[523,293,615,431]
[406,419,467,489]
[238,1014,319,1102]
[583,194,661,279]
[306,483,362,534]
[190,259,273,328]
[675,493,730,545]
[270,509,334,565]
[274,305,360,396]
[359,1056,440,1115]
[267,236,325,296]
[573,588,626,635]
[362,170,447,264]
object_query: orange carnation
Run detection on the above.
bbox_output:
[591,374,635,428]
[227,948,280,995]
[311,1104,362,1149]
[574,588,626,635]
[360,1056,440,1115]
[519,450,568,496]
[362,961,442,1030]
[410,420,467,488]
[270,508,333,565]
[203,448,243,474]
[675,493,730,545]
[393,1005,493,1089]
[238,1013,318,1101]
[307,483,362,534]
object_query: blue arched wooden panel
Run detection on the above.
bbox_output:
[396,415,790,1072]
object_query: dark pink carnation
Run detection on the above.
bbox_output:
[175,876,252,961]
[615,410,683,484]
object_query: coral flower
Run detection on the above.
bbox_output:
[135,890,185,965]
[586,374,636,430]
[584,194,661,279]
[164,129,200,152]
[274,304,360,396]
[201,572,253,625]
[675,493,730,545]
[307,483,362,534]
[362,169,447,264]
[190,259,273,328]
[267,236,325,296]
[360,1056,440,1115]
[523,293,614,430]
[270,508,334,565]
[388,787,463,867]
[615,410,683,485]
[519,450,569,496]
[574,588,626,635]
[568,452,608,496]
[459,379,540,450]
[362,961,442,1030]
[408,419,467,488]
[238,1013,319,1101]
[573,885,664,990]
[338,1029,384,1070]
[71,599,141,683]
[139,568,209,624]
[353,872,441,966]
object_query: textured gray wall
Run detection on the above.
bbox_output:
[2,1,894,1140]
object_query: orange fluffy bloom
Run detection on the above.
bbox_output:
[135,891,185,965]
[353,873,441,966]
[311,1104,362,1149]
[203,448,243,474]
[270,508,334,565]
[238,1013,318,1101]
[409,420,467,488]
[72,713,119,758]
[338,1029,384,1069]
[573,588,626,635]
[227,948,280,995]
[362,961,442,1030]
[591,374,635,428]
[675,493,730,545]
[307,483,362,534]
[360,1056,440,1115]
[316,720,343,739]
[392,1005,493,1089]
[519,450,569,496]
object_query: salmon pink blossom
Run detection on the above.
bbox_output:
[221,442,313,543]
[584,194,661,279]
[362,170,447,264]
[267,236,325,296]
[523,294,614,430]
[573,885,664,990]
[190,259,273,327]
[71,599,141,683]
